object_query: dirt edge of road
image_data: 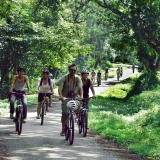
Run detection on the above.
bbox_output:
[88,131,149,160]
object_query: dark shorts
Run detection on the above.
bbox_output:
[38,93,50,102]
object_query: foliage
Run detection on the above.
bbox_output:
[93,0,160,72]
[89,72,160,158]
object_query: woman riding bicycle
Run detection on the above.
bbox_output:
[9,66,32,123]
[81,69,95,106]
[35,70,54,119]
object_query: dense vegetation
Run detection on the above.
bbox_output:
[0,0,160,99]
[89,72,160,159]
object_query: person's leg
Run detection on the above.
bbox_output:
[60,100,68,136]
[37,102,41,118]
[37,93,42,118]
[49,94,52,107]
[10,94,16,119]
[45,96,49,111]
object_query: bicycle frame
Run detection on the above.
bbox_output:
[12,92,24,135]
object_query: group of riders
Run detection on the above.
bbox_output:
[8,64,135,135]
[8,65,96,136]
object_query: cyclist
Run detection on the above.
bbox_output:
[97,70,101,85]
[105,67,109,80]
[49,73,54,107]
[35,70,53,119]
[58,64,83,136]
[132,64,135,73]
[116,67,121,81]
[9,66,31,123]
[120,67,123,77]
[81,69,95,105]
[91,70,96,83]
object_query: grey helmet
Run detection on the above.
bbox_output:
[81,69,89,74]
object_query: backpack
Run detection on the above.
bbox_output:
[39,78,51,86]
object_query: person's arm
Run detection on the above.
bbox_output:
[50,80,54,94]
[90,80,95,97]
[35,79,40,93]
[24,76,31,94]
[9,75,16,93]
[77,77,83,99]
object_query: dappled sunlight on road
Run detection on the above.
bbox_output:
[0,98,124,159]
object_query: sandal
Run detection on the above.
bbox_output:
[36,116,40,119]
[60,132,65,136]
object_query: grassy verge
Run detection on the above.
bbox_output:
[89,73,160,159]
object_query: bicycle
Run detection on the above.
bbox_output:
[12,92,24,135]
[77,97,93,137]
[97,77,101,86]
[40,93,49,125]
[64,98,80,145]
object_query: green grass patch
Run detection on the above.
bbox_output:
[89,72,160,159]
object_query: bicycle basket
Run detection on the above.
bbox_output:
[67,100,80,111]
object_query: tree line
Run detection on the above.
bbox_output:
[0,0,159,98]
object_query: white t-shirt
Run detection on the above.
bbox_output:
[36,78,53,93]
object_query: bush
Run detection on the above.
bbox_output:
[0,82,10,99]
[126,72,159,98]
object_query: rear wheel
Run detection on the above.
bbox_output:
[68,114,74,145]
[82,111,88,137]
[41,102,45,125]
[15,108,19,132]
[65,122,69,141]
[18,108,23,135]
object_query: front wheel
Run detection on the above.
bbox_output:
[41,102,45,125]
[18,108,23,135]
[68,114,74,145]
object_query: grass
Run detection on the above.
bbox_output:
[89,72,160,159]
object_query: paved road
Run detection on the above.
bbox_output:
[0,67,138,160]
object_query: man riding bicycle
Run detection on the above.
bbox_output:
[35,70,53,119]
[58,64,83,136]
[9,66,31,123]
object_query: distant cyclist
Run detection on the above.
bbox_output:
[116,67,121,81]
[132,64,135,73]
[105,67,109,80]
[120,67,123,77]
[58,64,83,136]
[9,66,32,123]
[97,70,101,86]
[49,73,55,107]
[35,70,53,119]
[91,70,96,83]
[81,69,95,105]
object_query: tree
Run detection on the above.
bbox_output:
[93,0,160,72]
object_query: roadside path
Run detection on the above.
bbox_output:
[0,67,141,160]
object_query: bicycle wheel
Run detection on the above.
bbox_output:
[78,112,82,134]
[18,108,23,135]
[15,107,19,132]
[65,121,69,141]
[82,111,88,137]
[41,102,45,125]
[68,114,74,145]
